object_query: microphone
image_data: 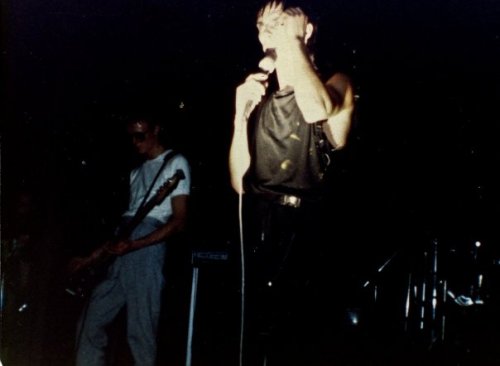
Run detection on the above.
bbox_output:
[243,50,276,118]
[258,49,276,75]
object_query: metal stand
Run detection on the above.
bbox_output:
[404,238,447,346]
[185,266,199,366]
[361,239,448,348]
[185,250,229,366]
[447,240,486,307]
[398,239,448,348]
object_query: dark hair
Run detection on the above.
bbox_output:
[256,0,319,53]
[126,112,160,128]
[256,0,319,26]
[125,114,175,148]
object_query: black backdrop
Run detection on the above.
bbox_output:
[3,0,499,250]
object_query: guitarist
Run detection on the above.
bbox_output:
[71,116,191,366]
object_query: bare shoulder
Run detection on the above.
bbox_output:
[324,72,354,109]
[325,72,353,96]
[322,72,355,148]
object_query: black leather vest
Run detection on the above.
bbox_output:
[244,88,331,200]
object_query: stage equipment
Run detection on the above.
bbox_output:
[185,250,229,366]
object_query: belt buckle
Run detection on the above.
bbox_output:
[279,195,301,208]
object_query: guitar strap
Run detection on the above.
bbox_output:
[136,149,178,212]
[65,151,183,299]
[113,150,179,241]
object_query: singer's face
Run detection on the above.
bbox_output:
[256,1,284,52]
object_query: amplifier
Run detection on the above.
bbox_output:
[191,250,229,266]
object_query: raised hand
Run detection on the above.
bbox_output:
[281,7,309,43]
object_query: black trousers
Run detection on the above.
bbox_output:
[242,194,324,366]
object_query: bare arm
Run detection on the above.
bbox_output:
[322,73,355,149]
[284,45,354,148]
[108,194,189,254]
[277,8,354,147]
[275,8,335,123]
[229,72,269,193]
[287,41,335,123]
[68,195,189,273]
[229,115,251,194]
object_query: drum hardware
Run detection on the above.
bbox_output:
[17,303,29,312]
[464,241,485,305]
[446,291,481,307]
[403,238,447,345]
[362,249,400,304]
[446,240,486,308]
[360,239,448,347]
[350,235,499,358]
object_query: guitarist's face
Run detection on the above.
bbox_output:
[127,120,161,158]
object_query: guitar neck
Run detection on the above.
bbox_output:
[116,198,160,240]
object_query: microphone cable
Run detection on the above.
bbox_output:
[237,50,275,366]
[238,188,245,366]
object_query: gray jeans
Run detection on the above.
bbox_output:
[75,217,167,366]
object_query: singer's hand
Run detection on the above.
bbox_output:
[235,72,269,120]
[271,8,309,52]
[282,8,309,42]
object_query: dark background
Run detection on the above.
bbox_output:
[1,0,500,365]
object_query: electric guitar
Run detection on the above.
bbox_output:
[65,169,186,299]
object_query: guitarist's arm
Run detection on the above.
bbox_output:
[107,194,189,255]
[68,194,188,274]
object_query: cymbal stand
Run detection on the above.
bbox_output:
[405,238,447,347]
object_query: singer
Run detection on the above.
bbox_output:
[229,1,354,365]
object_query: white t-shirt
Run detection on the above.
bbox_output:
[123,150,191,223]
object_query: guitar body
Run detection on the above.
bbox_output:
[65,253,116,298]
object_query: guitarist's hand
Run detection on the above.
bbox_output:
[67,246,107,275]
[104,239,135,256]
[67,255,94,275]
